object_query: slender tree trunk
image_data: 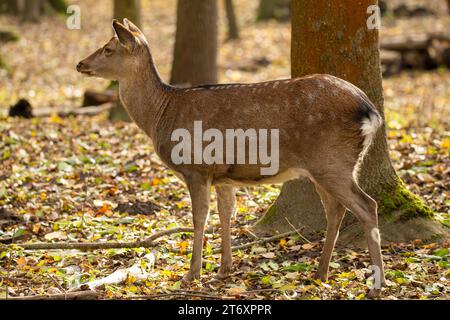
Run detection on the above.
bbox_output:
[224,0,239,40]
[113,0,141,27]
[109,0,142,122]
[255,0,446,243]
[256,0,276,21]
[1,0,67,16]
[171,0,218,86]
[0,0,19,14]
[21,0,42,23]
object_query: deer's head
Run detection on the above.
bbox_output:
[77,19,148,81]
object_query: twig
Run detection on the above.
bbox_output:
[134,292,226,300]
[3,290,99,300]
[220,231,297,253]
[284,217,311,243]
[32,103,113,118]
[47,274,67,298]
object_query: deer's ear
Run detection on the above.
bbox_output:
[123,18,143,36]
[112,19,136,52]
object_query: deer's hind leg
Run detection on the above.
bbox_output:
[312,173,385,297]
[313,182,346,282]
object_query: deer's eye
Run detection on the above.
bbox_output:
[104,48,113,56]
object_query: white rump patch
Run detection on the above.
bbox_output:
[361,112,382,149]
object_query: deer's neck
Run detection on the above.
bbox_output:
[118,47,172,140]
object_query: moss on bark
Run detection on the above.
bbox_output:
[378,180,435,221]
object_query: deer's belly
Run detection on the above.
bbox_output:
[213,168,310,187]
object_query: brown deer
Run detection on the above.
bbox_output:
[77,19,385,297]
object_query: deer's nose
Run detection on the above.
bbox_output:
[76,62,84,71]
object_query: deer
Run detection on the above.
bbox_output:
[77,19,386,297]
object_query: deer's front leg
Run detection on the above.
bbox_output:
[216,186,235,279]
[183,175,211,282]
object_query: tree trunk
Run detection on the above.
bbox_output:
[224,0,239,41]
[255,0,447,244]
[1,0,67,16]
[0,0,19,14]
[170,0,218,86]
[256,0,276,21]
[113,0,141,27]
[447,0,450,15]
[110,0,141,122]
[21,0,42,23]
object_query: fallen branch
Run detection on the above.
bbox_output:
[33,103,113,118]
[2,228,297,255]
[133,292,226,300]
[3,290,99,300]
[3,227,194,251]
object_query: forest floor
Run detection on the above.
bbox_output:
[0,0,449,300]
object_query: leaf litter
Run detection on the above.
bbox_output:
[0,0,449,300]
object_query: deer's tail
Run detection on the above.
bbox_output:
[357,95,383,152]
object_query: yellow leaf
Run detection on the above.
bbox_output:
[152,178,162,186]
[49,113,63,124]
[279,239,287,247]
[179,241,188,255]
[40,192,47,201]
[126,276,137,285]
[32,223,40,234]
[441,138,450,149]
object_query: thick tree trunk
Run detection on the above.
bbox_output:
[113,0,141,27]
[170,0,218,86]
[224,0,239,41]
[255,0,447,244]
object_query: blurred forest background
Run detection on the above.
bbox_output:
[0,0,449,300]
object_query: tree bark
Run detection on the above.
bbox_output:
[170,0,218,86]
[224,0,239,41]
[255,0,447,244]
[113,0,141,27]
[256,0,276,21]
[110,0,141,122]
[0,0,19,14]
[1,0,67,16]
[21,0,42,23]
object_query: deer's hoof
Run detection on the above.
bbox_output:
[314,271,328,282]
[215,270,230,280]
[367,288,382,299]
[215,267,232,280]
[181,272,200,284]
